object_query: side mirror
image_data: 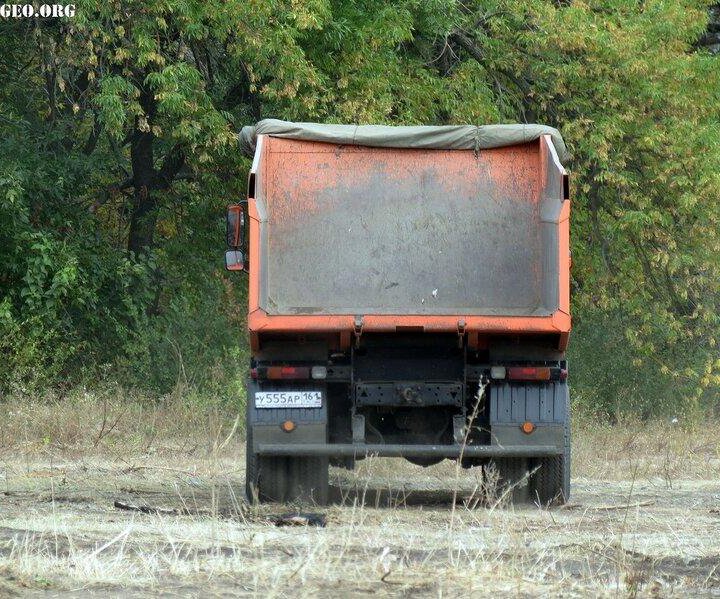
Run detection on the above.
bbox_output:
[225,250,245,272]
[226,204,245,249]
[226,203,248,272]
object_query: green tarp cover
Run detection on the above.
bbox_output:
[238,119,568,162]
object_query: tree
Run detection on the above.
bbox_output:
[0,0,717,412]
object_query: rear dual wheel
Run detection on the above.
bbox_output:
[247,456,329,505]
[531,452,569,505]
[532,396,571,505]
[488,458,530,503]
[489,454,569,506]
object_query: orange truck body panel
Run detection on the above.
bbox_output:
[246,134,570,351]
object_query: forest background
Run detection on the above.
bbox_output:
[1,0,719,420]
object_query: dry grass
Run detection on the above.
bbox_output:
[0,387,237,457]
[1,392,719,597]
[572,414,720,481]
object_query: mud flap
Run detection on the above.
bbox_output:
[246,380,329,504]
[489,382,568,447]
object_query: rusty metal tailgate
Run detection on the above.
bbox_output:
[254,137,565,317]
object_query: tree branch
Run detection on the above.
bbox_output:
[89,178,134,213]
[83,114,104,155]
[450,30,484,63]
[153,145,186,190]
[450,29,531,95]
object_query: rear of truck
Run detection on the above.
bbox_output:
[227,122,571,505]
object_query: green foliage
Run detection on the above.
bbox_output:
[0,147,154,391]
[0,1,717,415]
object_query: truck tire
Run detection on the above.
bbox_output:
[487,458,529,504]
[287,457,329,505]
[256,457,290,502]
[245,416,258,502]
[530,391,571,505]
[245,421,285,503]
[248,456,329,504]
[244,404,288,503]
[530,452,568,506]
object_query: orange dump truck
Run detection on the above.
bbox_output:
[227,120,571,505]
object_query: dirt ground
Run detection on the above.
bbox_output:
[1,419,719,597]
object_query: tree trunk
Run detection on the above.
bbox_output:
[128,88,157,255]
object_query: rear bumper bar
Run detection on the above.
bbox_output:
[255,443,561,458]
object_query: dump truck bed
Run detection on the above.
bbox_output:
[245,128,569,346]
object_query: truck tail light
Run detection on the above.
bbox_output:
[265,366,310,380]
[254,365,329,380]
[507,366,551,381]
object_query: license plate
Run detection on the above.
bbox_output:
[254,391,322,408]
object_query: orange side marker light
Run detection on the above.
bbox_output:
[521,421,536,435]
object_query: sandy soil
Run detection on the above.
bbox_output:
[1,440,719,598]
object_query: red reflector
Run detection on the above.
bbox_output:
[507,367,551,381]
[266,366,310,380]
